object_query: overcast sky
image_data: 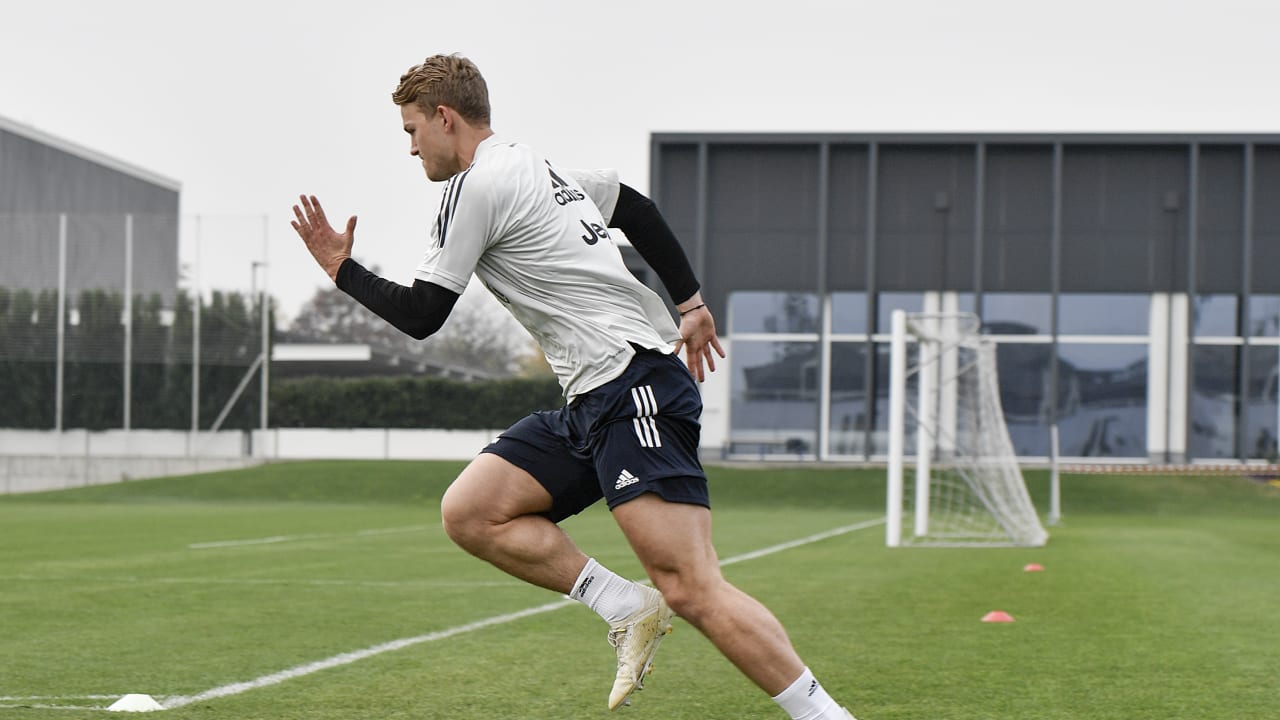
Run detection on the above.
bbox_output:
[2,0,1278,323]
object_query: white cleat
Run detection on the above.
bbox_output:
[606,587,674,710]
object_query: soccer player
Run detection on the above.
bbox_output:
[291,53,856,720]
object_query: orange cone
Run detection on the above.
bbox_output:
[981,610,1015,623]
[1023,563,1044,572]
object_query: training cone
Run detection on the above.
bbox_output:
[107,694,163,712]
[1023,563,1044,572]
[981,610,1015,623]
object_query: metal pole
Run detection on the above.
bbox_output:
[1049,144,1063,456]
[973,143,986,323]
[191,216,202,437]
[816,144,830,460]
[1049,424,1062,525]
[1239,144,1259,458]
[863,143,879,460]
[1186,144,1199,463]
[259,215,270,432]
[123,214,133,431]
[1239,144,1255,462]
[56,213,67,436]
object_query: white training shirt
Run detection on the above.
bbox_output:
[414,135,680,400]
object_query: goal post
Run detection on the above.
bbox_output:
[885,310,1049,548]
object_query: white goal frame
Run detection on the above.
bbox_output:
[885,310,1049,547]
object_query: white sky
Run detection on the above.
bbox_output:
[2,0,1278,323]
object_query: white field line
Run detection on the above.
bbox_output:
[0,695,119,712]
[15,512,885,707]
[0,575,522,588]
[0,703,107,711]
[187,524,435,549]
[160,517,884,711]
[0,695,117,701]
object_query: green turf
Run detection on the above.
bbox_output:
[1,462,1276,719]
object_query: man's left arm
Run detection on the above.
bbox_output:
[292,194,460,340]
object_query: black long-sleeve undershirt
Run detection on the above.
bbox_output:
[611,184,701,306]
[333,182,700,340]
[335,259,458,340]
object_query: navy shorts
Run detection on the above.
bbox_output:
[481,348,709,523]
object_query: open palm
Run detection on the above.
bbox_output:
[291,194,356,281]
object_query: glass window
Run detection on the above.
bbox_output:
[728,340,818,458]
[729,292,819,335]
[876,292,924,333]
[1192,295,1238,337]
[830,292,868,335]
[827,341,870,456]
[1059,294,1150,335]
[983,293,1052,335]
[1056,343,1148,458]
[1248,295,1280,337]
[1246,345,1278,460]
[1190,345,1238,459]
[995,341,1054,456]
[865,341,916,456]
[1193,345,1280,461]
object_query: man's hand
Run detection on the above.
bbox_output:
[673,295,726,382]
[291,195,356,282]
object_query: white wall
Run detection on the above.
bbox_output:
[0,360,735,494]
[250,428,500,461]
[0,428,500,494]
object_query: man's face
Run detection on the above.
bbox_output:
[401,103,456,182]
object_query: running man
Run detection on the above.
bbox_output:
[291,53,857,719]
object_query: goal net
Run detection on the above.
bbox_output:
[885,310,1048,547]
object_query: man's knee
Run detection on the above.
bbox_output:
[439,481,481,549]
[649,567,725,622]
[440,453,554,551]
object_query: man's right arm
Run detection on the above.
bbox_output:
[607,183,701,307]
[606,183,724,380]
[335,258,459,340]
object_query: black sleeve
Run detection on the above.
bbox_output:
[608,183,701,306]
[334,258,460,340]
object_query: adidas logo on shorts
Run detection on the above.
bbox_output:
[615,469,640,490]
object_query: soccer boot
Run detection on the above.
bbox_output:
[606,586,674,710]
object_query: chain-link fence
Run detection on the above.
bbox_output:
[0,212,271,434]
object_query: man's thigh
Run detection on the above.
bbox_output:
[479,411,603,522]
[610,493,721,582]
[443,451,557,523]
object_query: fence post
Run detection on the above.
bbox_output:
[55,213,67,438]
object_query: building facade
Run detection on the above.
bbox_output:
[1,114,181,300]
[650,134,1280,464]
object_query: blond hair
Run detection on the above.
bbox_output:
[392,54,491,125]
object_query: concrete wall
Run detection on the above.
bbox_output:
[0,427,508,494]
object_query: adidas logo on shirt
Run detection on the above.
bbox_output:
[615,469,640,490]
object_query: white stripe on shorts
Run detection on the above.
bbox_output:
[630,385,661,447]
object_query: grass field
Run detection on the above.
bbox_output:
[1,461,1277,719]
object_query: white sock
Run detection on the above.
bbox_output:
[569,558,648,624]
[772,667,844,720]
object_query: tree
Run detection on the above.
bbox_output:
[287,273,536,377]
